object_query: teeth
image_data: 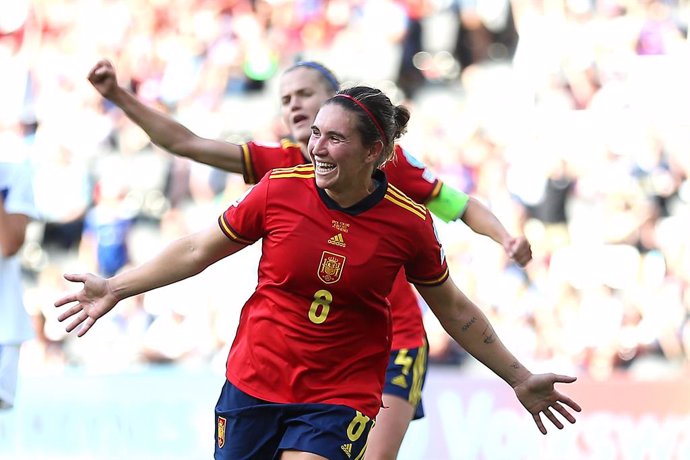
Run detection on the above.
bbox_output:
[316,162,336,171]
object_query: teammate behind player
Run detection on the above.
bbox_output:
[56,85,580,460]
[87,58,532,459]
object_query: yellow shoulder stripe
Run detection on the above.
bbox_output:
[269,164,315,179]
[384,184,427,220]
[280,138,301,149]
[387,184,427,213]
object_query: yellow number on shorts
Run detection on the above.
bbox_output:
[394,348,413,375]
[347,411,371,442]
[308,289,332,324]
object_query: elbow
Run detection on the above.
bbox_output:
[157,135,199,160]
[152,139,184,156]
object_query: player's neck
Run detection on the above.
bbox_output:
[324,178,378,209]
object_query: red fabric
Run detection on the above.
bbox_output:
[242,140,442,350]
[219,165,447,417]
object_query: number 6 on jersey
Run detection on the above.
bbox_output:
[309,289,333,324]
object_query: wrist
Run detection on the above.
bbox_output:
[105,277,124,302]
[107,85,128,104]
[507,366,533,389]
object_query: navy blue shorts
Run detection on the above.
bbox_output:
[382,339,428,420]
[214,380,374,460]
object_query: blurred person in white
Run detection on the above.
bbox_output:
[32,141,92,256]
[0,155,39,409]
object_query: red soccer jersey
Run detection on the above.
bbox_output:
[241,140,443,349]
[218,165,448,417]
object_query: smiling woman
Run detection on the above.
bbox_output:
[54,84,580,460]
[86,58,535,459]
[308,87,410,208]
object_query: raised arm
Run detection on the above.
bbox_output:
[55,224,244,336]
[416,277,581,434]
[427,184,532,266]
[88,59,244,173]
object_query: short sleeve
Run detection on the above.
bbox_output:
[218,176,269,245]
[382,146,442,204]
[241,140,305,185]
[404,210,449,287]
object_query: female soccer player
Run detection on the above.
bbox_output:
[56,86,580,460]
[87,59,533,459]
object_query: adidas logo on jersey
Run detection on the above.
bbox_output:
[341,443,352,458]
[328,233,346,247]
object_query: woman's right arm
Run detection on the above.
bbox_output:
[110,224,242,300]
[55,224,245,336]
[89,59,244,173]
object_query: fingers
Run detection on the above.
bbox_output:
[63,272,87,283]
[558,394,582,413]
[55,273,87,310]
[506,238,533,266]
[54,272,101,336]
[552,401,577,424]
[56,303,83,322]
[57,304,98,336]
[77,317,96,337]
[88,63,103,80]
[54,293,79,309]
[514,250,532,266]
[94,66,109,77]
[542,408,564,429]
[87,61,113,83]
[65,310,88,333]
[513,243,532,266]
[534,402,578,435]
[532,413,547,435]
[553,374,577,384]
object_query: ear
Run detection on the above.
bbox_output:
[364,140,385,165]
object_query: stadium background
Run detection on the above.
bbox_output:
[1,0,689,458]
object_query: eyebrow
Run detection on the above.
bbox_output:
[283,87,312,97]
[311,125,347,139]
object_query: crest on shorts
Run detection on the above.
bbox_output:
[217,416,227,448]
[318,251,346,284]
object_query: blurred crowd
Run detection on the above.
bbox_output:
[2,0,689,381]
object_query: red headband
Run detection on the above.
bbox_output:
[334,94,388,146]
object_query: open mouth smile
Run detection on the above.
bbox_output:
[315,161,336,174]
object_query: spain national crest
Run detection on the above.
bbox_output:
[318,251,346,284]
[217,416,227,448]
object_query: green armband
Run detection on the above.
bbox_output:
[426,185,469,223]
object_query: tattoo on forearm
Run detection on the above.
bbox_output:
[482,325,496,344]
[462,317,477,331]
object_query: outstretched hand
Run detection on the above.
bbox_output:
[87,59,119,99]
[54,273,120,337]
[504,236,533,267]
[513,373,582,434]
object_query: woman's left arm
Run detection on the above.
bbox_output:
[416,277,582,434]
